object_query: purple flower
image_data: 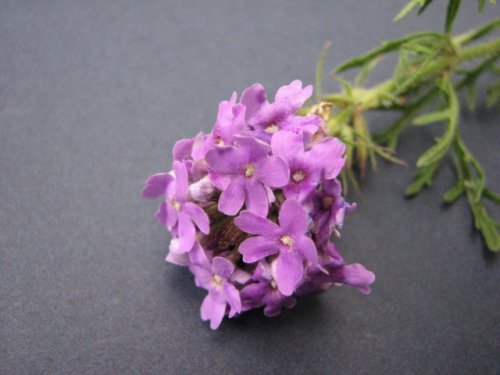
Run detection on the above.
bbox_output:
[240,261,297,317]
[296,243,375,296]
[172,133,208,180]
[303,263,376,296]
[194,93,248,160]
[189,245,243,329]
[333,263,376,295]
[205,136,289,217]
[271,130,346,202]
[312,179,356,244]
[173,133,206,162]
[241,80,321,142]
[235,198,317,296]
[141,161,209,253]
[143,80,375,329]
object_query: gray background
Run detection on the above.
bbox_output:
[1,1,499,374]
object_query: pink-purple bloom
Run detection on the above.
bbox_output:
[205,136,289,217]
[142,80,375,329]
[235,199,318,296]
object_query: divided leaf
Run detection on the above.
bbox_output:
[443,182,464,203]
[415,78,458,168]
[445,0,462,33]
[406,162,439,196]
[413,108,452,125]
[394,0,425,22]
[334,32,442,74]
[486,81,500,108]
[472,204,500,252]
[417,0,435,14]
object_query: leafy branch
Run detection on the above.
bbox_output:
[310,0,500,252]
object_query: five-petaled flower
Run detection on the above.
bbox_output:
[235,199,317,296]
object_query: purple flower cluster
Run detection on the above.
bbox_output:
[142,80,375,329]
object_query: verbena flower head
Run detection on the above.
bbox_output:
[142,80,375,329]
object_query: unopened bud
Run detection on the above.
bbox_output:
[189,176,214,202]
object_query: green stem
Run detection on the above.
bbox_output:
[460,37,500,60]
[323,37,500,116]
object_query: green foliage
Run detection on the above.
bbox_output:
[456,55,498,110]
[414,78,458,168]
[453,138,500,251]
[487,81,500,107]
[334,32,442,74]
[393,0,427,22]
[315,41,332,102]
[478,0,497,13]
[405,161,439,196]
[445,0,462,33]
[455,18,500,45]
[315,6,500,252]
[478,0,486,12]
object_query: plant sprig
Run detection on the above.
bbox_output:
[311,0,500,252]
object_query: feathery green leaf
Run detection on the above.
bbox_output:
[445,0,462,33]
[394,0,425,22]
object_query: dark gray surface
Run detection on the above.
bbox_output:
[1,1,499,374]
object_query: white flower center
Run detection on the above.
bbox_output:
[270,279,278,289]
[280,235,294,249]
[244,164,256,178]
[212,274,223,288]
[214,136,225,146]
[170,199,181,210]
[292,170,305,182]
[264,123,279,134]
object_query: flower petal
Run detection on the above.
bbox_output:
[211,257,235,279]
[172,138,194,161]
[234,211,279,236]
[339,263,376,295]
[205,147,246,175]
[156,202,177,228]
[275,252,304,296]
[279,115,321,136]
[188,241,211,267]
[173,161,189,200]
[271,129,304,161]
[177,213,195,253]
[141,173,173,199]
[165,248,189,266]
[214,94,247,143]
[296,235,318,264]
[275,80,313,110]
[189,263,213,289]
[240,282,267,310]
[257,156,289,188]
[218,177,245,216]
[240,83,267,119]
[235,136,270,161]
[183,202,209,234]
[263,293,293,317]
[223,282,241,315]
[238,236,278,263]
[200,294,226,330]
[279,198,308,234]
[244,181,269,217]
[230,269,252,284]
[310,137,346,179]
